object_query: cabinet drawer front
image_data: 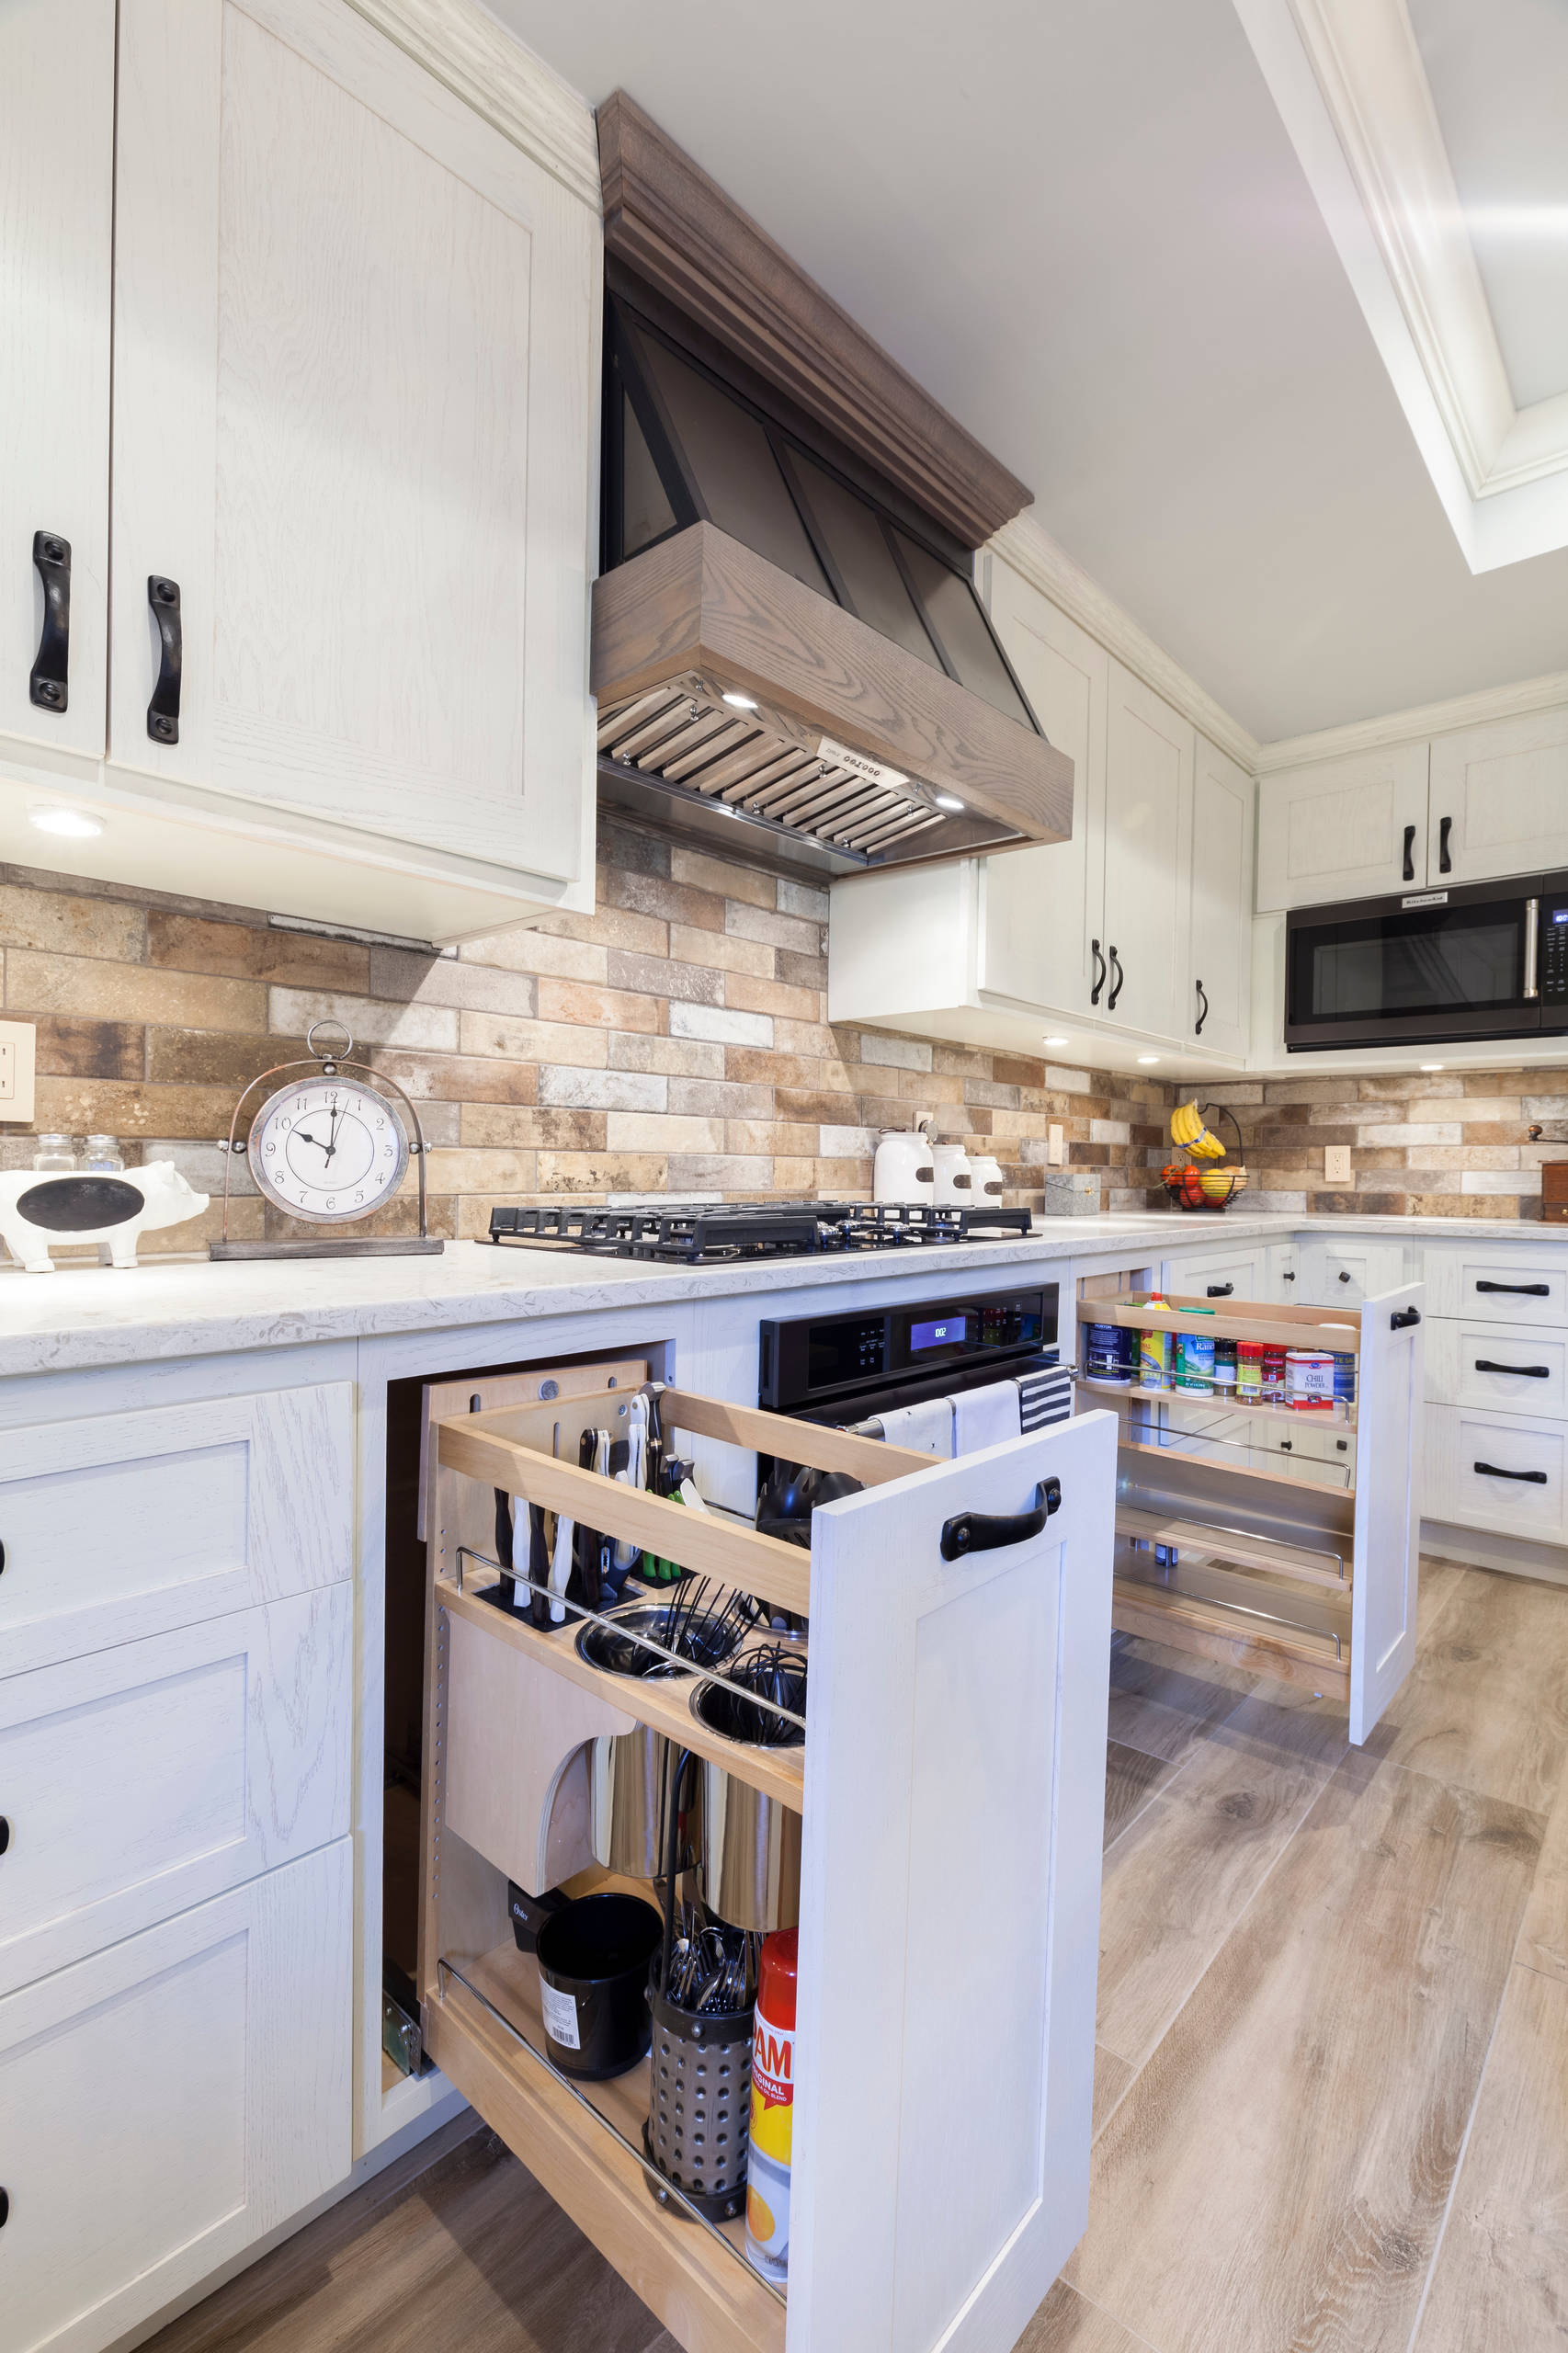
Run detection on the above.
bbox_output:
[1302,1243,1407,1307]
[0,1587,350,1994]
[1426,1322,1568,1418]
[0,1382,352,1676]
[1424,1250,1568,1326]
[0,1840,350,2353]
[1426,1405,1568,1539]
[1157,1247,1264,1299]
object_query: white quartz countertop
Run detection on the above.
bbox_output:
[1,1211,1563,1377]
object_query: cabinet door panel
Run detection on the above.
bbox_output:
[978,566,1107,1016]
[1426,1319,1568,1420]
[1103,661,1193,1041]
[1350,1286,1423,1744]
[1187,736,1253,1056]
[1256,745,1430,910]
[1298,1239,1408,1307]
[1158,1245,1264,1300]
[0,0,114,761]
[0,1587,351,1994]
[1429,708,1568,882]
[111,0,594,883]
[0,1841,350,2353]
[791,1413,1114,2351]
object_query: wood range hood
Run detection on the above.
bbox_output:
[590,96,1074,877]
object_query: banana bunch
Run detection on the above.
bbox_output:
[1170,1098,1227,1161]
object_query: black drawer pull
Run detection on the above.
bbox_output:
[1338,1269,1353,1283]
[1473,1461,1549,1484]
[1389,1306,1421,1330]
[1281,1269,1295,1282]
[1475,1279,1549,1296]
[147,575,182,743]
[1089,938,1107,1006]
[1335,1438,1348,1451]
[0,2186,8,2227]
[1438,813,1452,873]
[1278,1438,1292,1451]
[0,1819,8,1856]
[30,530,71,711]
[1474,1358,1551,1379]
[1402,822,1415,882]
[1206,1282,1233,1298]
[1195,977,1209,1037]
[1107,945,1124,1011]
[941,1476,1061,1562]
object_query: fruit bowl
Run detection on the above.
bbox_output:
[1162,1162,1248,1212]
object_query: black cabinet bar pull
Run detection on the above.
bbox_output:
[1474,1358,1551,1378]
[0,1819,8,1856]
[1473,1461,1548,1484]
[0,2187,8,2228]
[1195,977,1209,1036]
[1390,1306,1421,1330]
[941,1476,1061,1562]
[29,531,71,711]
[1206,1282,1233,1297]
[1089,938,1107,1006]
[147,576,182,743]
[1402,822,1415,882]
[1475,1279,1549,1296]
[1107,945,1124,1011]
[1438,813,1452,873]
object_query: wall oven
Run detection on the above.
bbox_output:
[1284,872,1568,1051]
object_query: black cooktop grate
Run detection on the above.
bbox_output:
[484,1199,1031,1264]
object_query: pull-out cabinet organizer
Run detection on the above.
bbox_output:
[1076,1288,1424,1744]
[424,1384,1118,2353]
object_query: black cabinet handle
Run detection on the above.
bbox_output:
[0,1539,6,1575]
[1473,1461,1548,1484]
[1090,938,1107,1006]
[1474,1358,1550,1378]
[147,576,182,744]
[1390,1306,1421,1329]
[941,1475,1061,1562]
[1206,1282,1233,1297]
[0,2187,8,2228]
[1476,1279,1549,1296]
[1282,1269,1295,1282]
[0,1819,8,1856]
[1338,1269,1353,1282]
[1402,822,1415,882]
[30,531,71,711]
[1438,813,1452,873]
[1335,1438,1348,1451]
[1195,977,1209,1036]
[1107,945,1124,1011]
[1278,1438,1292,1451]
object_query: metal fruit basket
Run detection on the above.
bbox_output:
[1162,1102,1247,1212]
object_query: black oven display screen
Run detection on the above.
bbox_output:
[910,1313,971,1353]
[1293,908,1523,1023]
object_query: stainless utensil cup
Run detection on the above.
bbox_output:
[699,1764,801,1934]
[591,1725,690,1878]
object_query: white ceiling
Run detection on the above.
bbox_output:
[493,0,1568,743]
[1410,0,1568,411]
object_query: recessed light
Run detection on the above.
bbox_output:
[721,691,758,710]
[28,805,104,839]
[934,793,965,812]
[1042,1036,1069,1048]
[1137,1054,1161,1065]
[1420,1062,1445,1072]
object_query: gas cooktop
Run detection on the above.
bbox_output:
[485,1199,1032,1265]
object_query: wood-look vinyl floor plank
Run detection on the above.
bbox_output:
[1066,1751,1543,2353]
[1104,1740,1174,1848]
[1095,1688,1349,2068]
[1015,2279,1161,2352]
[1412,1962,1568,2352]
[142,2123,667,2353]
[1105,1639,1262,1765]
[1092,2046,1136,2141]
[1374,1565,1568,1813]
[1517,1757,1568,1986]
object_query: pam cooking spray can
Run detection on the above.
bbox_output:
[745,1927,798,2283]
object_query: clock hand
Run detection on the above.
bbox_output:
[324,1102,344,1164]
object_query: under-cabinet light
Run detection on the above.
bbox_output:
[1137,1054,1161,1065]
[28,805,103,839]
[934,793,965,812]
[1420,1063,1445,1071]
[1042,1036,1069,1047]
[722,691,758,710]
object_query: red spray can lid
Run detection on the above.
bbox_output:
[757,1927,798,2028]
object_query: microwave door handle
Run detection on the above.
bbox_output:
[1525,898,1540,1000]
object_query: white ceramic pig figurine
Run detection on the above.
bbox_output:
[0,1161,210,1272]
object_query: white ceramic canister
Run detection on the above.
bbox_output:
[969,1153,1006,1199]
[931,1142,974,1205]
[873,1121,935,1204]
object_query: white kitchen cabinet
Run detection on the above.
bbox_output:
[1427,707,1568,882]
[1266,1242,1301,1301]
[1158,1242,1265,1299]
[1187,735,1254,1057]
[1297,1236,1409,1308]
[0,0,115,770]
[1426,1404,1568,1543]
[1099,659,1194,1042]
[1426,1319,1568,1421]
[977,574,1108,1017]
[0,1841,351,2353]
[1256,744,1431,910]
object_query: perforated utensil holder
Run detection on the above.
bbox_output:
[643,1984,753,2222]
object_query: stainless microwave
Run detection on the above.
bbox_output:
[1283,872,1568,1051]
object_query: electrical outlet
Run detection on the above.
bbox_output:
[1324,1144,1352,1184]
[1047,1124,1066,1167]
[0,1020,36,1124]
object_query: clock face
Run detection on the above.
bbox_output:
[247,1076,409,1223]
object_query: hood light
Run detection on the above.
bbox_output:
[722,691,758,710]
[1137,1054,1161,1065]
[934,793,965,812]
[1420,1062,1445,1072]
[29,806,104,839]
[1042,1035,1069,1047]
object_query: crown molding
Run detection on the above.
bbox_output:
[989,515,1261,771]
[1256,666,1568,774]
[1233,0,1568,570]
[342,0,601,210]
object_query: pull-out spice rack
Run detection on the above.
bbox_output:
[1075,1287,1425,1742]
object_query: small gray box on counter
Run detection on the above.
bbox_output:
[1041,1170,1101,1216]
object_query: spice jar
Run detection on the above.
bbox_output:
[1236,1340,1265,1404]
[32,1133,76,1171]
[1212,1337,1237,1394]
[1261,1345,1287,1403]
[1286,1347,1335,1411]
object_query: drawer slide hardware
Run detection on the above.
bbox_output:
[381,1989,423,2078]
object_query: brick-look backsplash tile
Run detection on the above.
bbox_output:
[1229,1074,1568,1222]
[0,826,1177,1250]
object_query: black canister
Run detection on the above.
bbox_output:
[535,1893,664,2081]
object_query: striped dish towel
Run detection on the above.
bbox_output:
[1016,1358,1073,1432]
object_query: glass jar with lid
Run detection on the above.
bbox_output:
[32,1133,77,1172]
[81,1134,126,1173]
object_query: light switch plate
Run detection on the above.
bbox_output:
[1324,1143,1352,1183]
[1047,1124,1066,1167]
[0,1019,36,1123]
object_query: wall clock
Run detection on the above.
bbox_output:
[210,1021,442,1260]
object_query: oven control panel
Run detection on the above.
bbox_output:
[759,1285,1056,1412]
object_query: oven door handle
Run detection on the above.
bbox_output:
[1525,898,1540,1000]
